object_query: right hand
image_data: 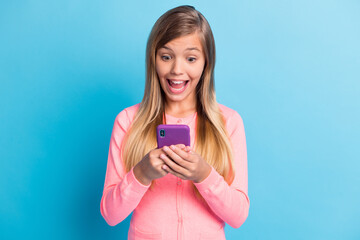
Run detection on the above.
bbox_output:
[133,144,186,186]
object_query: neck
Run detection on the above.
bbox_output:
[165,99,197,118]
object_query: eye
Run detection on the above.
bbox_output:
[187,57,196,62]
[161,55,171,61]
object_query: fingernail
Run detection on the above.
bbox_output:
[163,146,169,151]
[170,145,176,150]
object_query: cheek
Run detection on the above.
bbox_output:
[156,63,169,80]
[155,63,168,91]
[190,63,205,80]
[155,62,162,77]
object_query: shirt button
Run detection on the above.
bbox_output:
[177,181,182,185]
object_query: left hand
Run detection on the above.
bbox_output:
[160,144,212,183]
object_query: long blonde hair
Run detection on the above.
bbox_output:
[122,5,235,187]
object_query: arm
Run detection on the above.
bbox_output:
[158,110,250,228]
[100,110,150,226]
[193,111,250,228]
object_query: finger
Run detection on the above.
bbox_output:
[185,146,197,154]
[175,144,186,149]
[162,146,192,167]
[169,145,193,162]
[162,164,187,180]
[160,164,169,175]
[160,152,189,175]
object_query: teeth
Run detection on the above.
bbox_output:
[171,80,184,84]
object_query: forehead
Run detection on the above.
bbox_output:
[160,33,203,52]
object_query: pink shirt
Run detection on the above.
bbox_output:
[100,103,249,239]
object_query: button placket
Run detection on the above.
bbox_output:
[176,177,184,239]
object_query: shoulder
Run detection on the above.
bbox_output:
[114,103,140,131]
[218,103,243,123]
[218,103,245,136]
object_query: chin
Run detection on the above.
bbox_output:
[165,94,186,102]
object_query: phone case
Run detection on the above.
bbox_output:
[156,124,190,148]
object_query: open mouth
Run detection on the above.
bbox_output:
[167,79,189,94]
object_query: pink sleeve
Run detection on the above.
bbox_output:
[100,109,150,226]
[194,111,250,228]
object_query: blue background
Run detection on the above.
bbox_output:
[1,0,359,239]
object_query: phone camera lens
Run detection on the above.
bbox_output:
[160,129,165,137]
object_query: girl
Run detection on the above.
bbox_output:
[100,5,249,240]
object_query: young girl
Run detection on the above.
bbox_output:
[100,5,249,239]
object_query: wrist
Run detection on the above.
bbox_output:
[194,164,212,183]
[133,164,152,186]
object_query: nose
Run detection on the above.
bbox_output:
[170,59,183,75]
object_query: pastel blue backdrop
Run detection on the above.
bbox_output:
[1,0,359,239]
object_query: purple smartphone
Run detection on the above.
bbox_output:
[156,124,190,148]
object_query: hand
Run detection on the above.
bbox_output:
[160,145,212,183]
[133,148,167,185]
[133,144,186,185]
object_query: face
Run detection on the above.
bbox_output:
[156,32,205,105]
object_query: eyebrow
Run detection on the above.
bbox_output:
[161,46,201,52]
